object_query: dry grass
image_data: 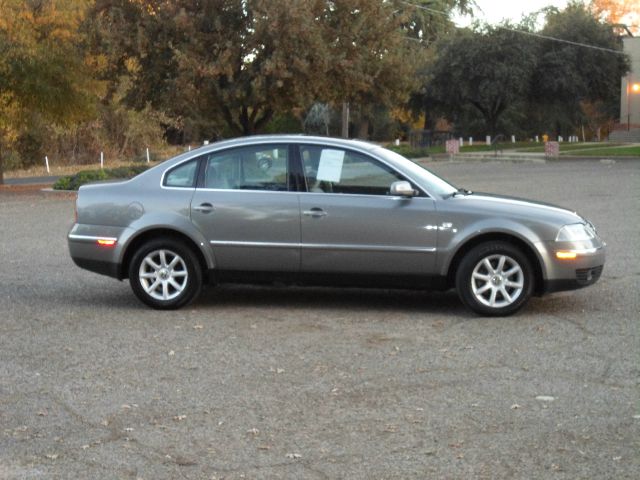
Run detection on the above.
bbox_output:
[5,160,160,179]
[4,145,188,179]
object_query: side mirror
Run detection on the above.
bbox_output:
[390,181,416,198]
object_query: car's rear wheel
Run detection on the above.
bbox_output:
[455,242,534,316]
[128,238,202,309]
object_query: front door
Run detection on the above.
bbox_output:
[297,145,438,276]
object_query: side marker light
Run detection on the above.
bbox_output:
[97,239,117,247]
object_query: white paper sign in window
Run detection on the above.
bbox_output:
[316,149,345,183]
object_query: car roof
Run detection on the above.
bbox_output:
[193,135,381,154]
[150,135,391,179]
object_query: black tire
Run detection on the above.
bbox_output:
[128,237,202,309]
[455,241,534,316]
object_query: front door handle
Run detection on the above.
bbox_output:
[193,203,214,213]
[303,207,327,218]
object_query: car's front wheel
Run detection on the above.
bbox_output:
[128,238,202,309]
[455,242,534,316]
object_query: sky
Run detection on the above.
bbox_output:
[454,0,570,26]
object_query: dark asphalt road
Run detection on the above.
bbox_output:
[2,175,61,186]
[0,159,638,479]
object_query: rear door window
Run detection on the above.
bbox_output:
[202,145,289,191]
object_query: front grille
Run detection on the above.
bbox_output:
[576,265,603,286]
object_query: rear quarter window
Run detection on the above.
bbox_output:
[164,159,198,188]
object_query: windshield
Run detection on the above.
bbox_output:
[374,147,458,197]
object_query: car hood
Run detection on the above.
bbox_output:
[452,192,583,225]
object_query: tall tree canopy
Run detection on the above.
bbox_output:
[0,0,94,183]
[413,2,629,138]
[85,0,470,138]
[530,2,629,136]
[414,24,538,135]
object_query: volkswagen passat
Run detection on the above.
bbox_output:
[68,135,605,316]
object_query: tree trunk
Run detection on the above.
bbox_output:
[0,148,4,185]
[356,118,369,139]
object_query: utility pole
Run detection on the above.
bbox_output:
[341,102,349,138]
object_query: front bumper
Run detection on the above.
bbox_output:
[537,238,606,294]
[543,264,604,293]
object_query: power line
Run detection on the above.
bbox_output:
[402,1,628,55]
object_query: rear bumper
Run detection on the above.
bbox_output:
[71,256,121,279]
[68,224,127,279]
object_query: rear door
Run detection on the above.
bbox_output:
[190,144,300,272]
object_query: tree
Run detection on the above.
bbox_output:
[401,0,473,44]
[530,2,629,137]
[416,25,539,135]
[590,0,639,34]
[411,2,629,139]
[319,0,423,137]
[0,0,94,184]
[86,0,469,140]
[87,0,333,137]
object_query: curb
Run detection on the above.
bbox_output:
[423,154,640,163]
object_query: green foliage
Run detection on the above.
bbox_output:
[262,114,304,135]
[418,24,538,135]
[53,165,149,190]
[85,0,455,139]
[387,145,431,158]
[414,3,629,138]
[528,3,629,136]
[0,0,96,183]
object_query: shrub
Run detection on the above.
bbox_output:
[386,144,431,158]
[53,165,149,190]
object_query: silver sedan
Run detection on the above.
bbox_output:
[68,135,605,316]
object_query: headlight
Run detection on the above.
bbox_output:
[556,223,595,242]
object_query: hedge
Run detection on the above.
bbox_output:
[53,165,150,190]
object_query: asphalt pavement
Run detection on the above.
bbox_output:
[2,176,61,186]
[0,159,638,479]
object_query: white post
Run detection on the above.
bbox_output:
[146,147,150,163]
[45,156,50,174]
[558,136,563,143]
[511,135,515,143]
[469,137,473,146]
[203,140,209,146]
[535,135,539,143]
[459,137,463,147]
[394,138,400,146]
[486,135,491,145]
[100,151,104,169]
[188,145,191,151]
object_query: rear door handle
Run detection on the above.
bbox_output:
[193,203,214,213]
[303,207,327,218]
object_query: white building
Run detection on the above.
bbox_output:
[620,37,640,128]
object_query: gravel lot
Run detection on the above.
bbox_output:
[1,159,638,479]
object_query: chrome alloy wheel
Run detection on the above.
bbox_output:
[471,254,524,308]
[138,249,188,301]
